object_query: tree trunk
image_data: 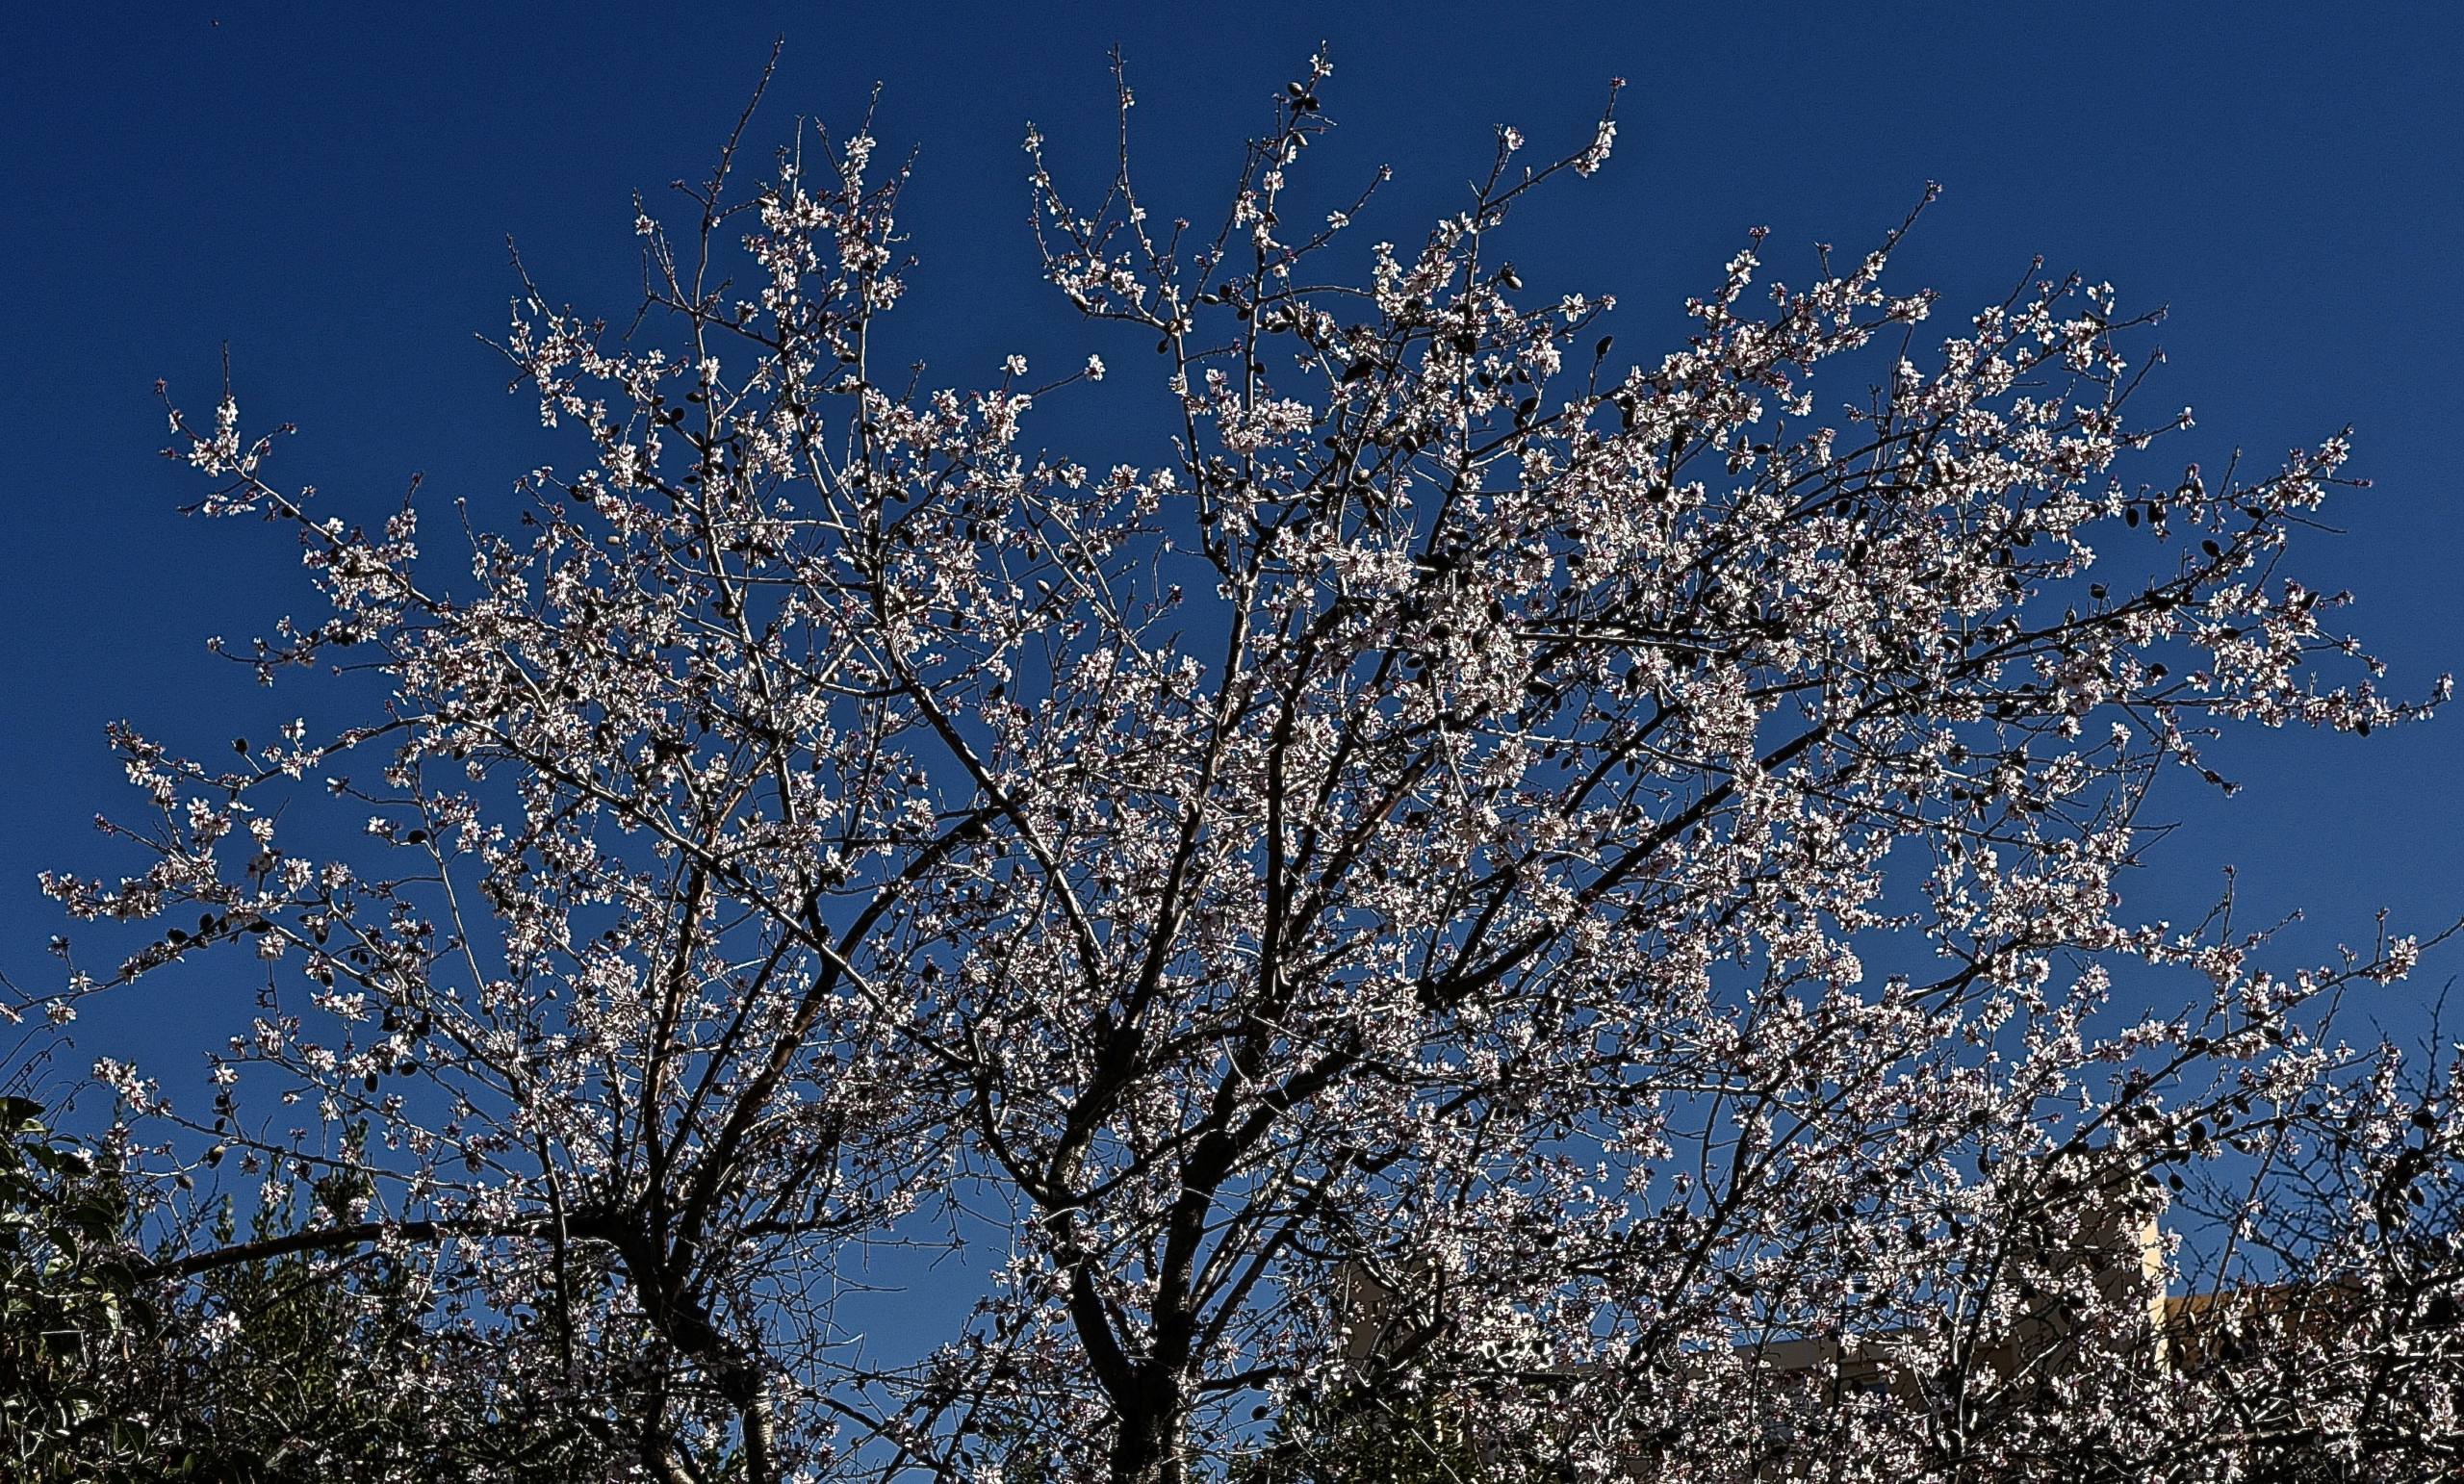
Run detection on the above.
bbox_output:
[1106,1371,1190,1484]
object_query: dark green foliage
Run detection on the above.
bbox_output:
[0,1094,172,1481]
[1235,1384,1502,1484]
[0,1100,621,1483]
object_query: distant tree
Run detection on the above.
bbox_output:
[0,1097,620,1481]
[1231,1383,1487,1484]
[18,49,2461,1484]
[1,1094,168,1481]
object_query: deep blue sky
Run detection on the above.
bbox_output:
[5,3,2460,1090]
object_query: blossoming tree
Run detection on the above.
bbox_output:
[23,54,2462,1484]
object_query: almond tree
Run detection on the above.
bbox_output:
[23,54,2459,1484]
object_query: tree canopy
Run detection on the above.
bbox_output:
[13,53,2461,1484]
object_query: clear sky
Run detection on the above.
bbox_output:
[4,2,2460,1091]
